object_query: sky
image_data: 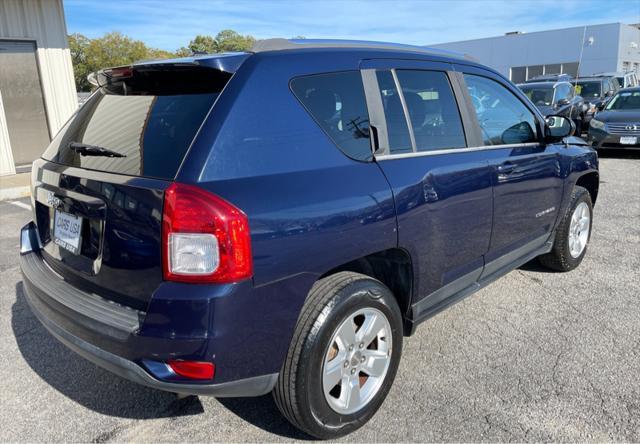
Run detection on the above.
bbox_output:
[64,0,640,51]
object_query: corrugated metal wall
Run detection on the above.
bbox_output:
[0,0,78,175]
[0,90,14,172]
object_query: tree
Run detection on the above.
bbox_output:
[68,32,176,91]
[186,35,217,53]
[84,32,149,73]
[180,30,255,56]
[213,29,255,52]
[67,29,258,92]
[68,33,91,91]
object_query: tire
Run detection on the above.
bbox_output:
[273,272,403,439]
[539,185,593,271]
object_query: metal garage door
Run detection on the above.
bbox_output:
[0,40,51,167]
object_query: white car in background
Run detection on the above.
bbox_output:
[594,71,639,89]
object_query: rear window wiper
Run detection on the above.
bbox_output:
[69,142,127,158]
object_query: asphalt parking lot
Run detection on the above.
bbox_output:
[1,152,638,442]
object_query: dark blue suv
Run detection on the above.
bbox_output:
[20,39,599,438]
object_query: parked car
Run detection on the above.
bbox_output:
[525,73,573,83]
[589,87,640,150]
[594,71,639,89]
[518,81,585,131]
[575,76,618,126]
[19,39,599,439]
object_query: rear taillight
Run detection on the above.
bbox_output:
[162,183,252,284]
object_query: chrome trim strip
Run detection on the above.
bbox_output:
[375,143,541,160]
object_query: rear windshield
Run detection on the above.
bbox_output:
[520,85,554,106]
[42,65,230,179]
[576,81,602,98]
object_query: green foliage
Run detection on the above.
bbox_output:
[69,32,173,91]
[68,33,91,92]
[213,29,256,52]
[183,30,256,54]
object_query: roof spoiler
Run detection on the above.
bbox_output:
[87,53,250,88]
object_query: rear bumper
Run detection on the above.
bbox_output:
[20,222,278,397]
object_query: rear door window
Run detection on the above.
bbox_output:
[43,65,228,179]
[395,70,466,152]
[291,71,372,161]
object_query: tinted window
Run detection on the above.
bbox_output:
[520,85,554,106]
[291,71,372,161]
[576,81,602,98]
[555,84,571,102]
[395,70,466,152]
[464,74,538,145]
[375,70,412,153]
[42,66,227,179]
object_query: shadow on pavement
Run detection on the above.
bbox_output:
[12,281,202,420]
[595,148,640,160]
[518,258,557,273]
[218,396,313,440]
[12,282,311,439]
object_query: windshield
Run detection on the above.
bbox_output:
[605,91,640,110]
[42,65,230,179]
[520,85,554,106]
[576,81,602,98]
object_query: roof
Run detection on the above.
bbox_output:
[618,86,640,92]
[108,38,476,79]
[593,72,631,77]
[518,82,558,88]
[250,38,476,61]
[575,77,605,82]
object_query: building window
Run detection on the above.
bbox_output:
[545,64,561,75]
[510,62,580,82]
[510,66,526,83]
[562,62,579,77]
[527,65,543,79]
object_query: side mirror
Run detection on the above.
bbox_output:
[606,90,614,97]
[557,98,570,106]
[545,115,576,142]
[596,102,606,111]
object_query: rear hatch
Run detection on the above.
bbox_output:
[32,59,240,310]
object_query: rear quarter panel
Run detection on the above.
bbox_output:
[176,51,398,377]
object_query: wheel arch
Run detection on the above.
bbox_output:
[575,171,599,205]
[319,248,414,335]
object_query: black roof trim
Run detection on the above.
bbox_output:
[250,38,476,61]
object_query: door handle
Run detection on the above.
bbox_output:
[497,163,517,174]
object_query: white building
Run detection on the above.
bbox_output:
[430,23,640,84]
[0,0,77,176]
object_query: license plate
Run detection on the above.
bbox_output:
[620,136,637,145]
[53,210,82,254]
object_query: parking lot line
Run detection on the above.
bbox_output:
[7,200,31,211]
